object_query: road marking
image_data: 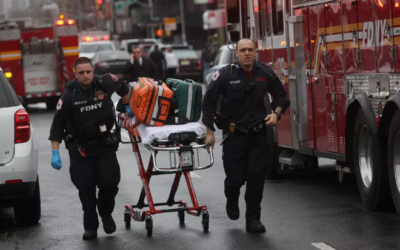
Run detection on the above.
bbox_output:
[312,243,336,250]
[190,172,201,178]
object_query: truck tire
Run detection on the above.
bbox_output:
[46,96,59,110]
[353,109,392,211]
[387,109,400,215]
[14,176,41,226]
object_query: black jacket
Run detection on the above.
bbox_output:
[48,74,129,144]
[202,60,290,131]
[123,57,158,82]
[149,50,166,66]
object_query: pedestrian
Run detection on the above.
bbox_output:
[149,44,166,80]
[202,38,290,233]
[48,57,134,240]
[164,45,179,79]
[201,43,212,83]
[123,46,158,82]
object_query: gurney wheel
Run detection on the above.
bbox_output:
[202,213,209,232]
[124,210,131,229]
[178,210,185,224]
[145,218,153,237]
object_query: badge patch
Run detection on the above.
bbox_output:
[56,99,63,110]
[96,90,105,100]
[213,71,220,81]
[109,73,118,82]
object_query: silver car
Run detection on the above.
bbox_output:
[205,45,235,86]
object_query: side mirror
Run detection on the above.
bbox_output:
[209,61,214,67]
[120,47,125,50]
[17,96,23,104]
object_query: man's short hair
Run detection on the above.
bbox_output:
[132,46,142,51]
[74,57,92,69]
[235,38,256,50]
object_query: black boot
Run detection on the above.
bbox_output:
[226,196,240,220]
[82,230,97,240]
[246,220,266,233]
[102,215,116,234]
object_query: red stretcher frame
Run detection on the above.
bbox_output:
[121,118,214,236]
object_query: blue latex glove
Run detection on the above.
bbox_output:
[51,150,62,170]
[125,105,134,118]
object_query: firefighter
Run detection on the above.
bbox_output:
[48,57,134,240]
[202,38,290,233]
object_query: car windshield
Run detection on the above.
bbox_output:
[128,42,155,53]
[80,44,114,53]
[173,50,198,58]
[98,51,130,61]
[160,46,190,52]
[214,48,234,65]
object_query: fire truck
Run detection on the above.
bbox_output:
[224,0,400,215]
[0,19,79,110]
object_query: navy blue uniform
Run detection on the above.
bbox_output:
[202,60,290,221]
[49,73,129,231]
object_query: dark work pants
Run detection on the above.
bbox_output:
[68,143,121,231]
[222,129,268,221]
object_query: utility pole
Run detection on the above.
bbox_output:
[109,0,116,36]
[77,0,82,30]
[179,0,187,45]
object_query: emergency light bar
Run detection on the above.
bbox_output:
[55,19,76,26]
[81,36,110,42]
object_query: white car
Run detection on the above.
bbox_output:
[79,41,117,60]
[0,68,40,225]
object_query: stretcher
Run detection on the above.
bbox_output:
[117,112,214,236]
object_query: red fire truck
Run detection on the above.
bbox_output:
[0,19,79,110]
[224,0,400,215]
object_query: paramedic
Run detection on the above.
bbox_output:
[48,57,134,240]
[202,38,290,233]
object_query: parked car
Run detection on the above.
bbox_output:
[147,43,191,55]
[205,45,234,85]
[92,50,131,78]
[79,41,117,60]
[174,49,202,81]
[120,38,158,57]
[0,68,40,225]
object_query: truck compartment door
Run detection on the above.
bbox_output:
[309,5,329,152]
[357,0,376,72]
[375,0,394,72]
[341,0,360,73]
[325,2,344,74]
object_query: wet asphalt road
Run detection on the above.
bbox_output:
[2,89,400,249]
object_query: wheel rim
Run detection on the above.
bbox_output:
[358,125,373,188]
[393,131,400,193]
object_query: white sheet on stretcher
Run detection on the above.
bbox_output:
[137,122,206,145]
[113,101,206,144]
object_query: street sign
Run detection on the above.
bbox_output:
[115,0,137,10]
[164,17,177,31]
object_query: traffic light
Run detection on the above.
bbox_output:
[96,0,103,10]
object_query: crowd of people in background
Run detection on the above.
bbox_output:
[122,42,216,84]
